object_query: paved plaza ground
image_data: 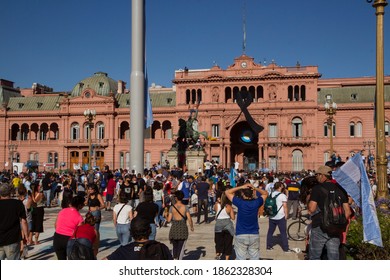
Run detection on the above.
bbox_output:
[26,205,306,260]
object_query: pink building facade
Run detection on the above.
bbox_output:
[1,54,390,172]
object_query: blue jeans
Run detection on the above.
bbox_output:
[234,234,260,260]
[0,242,20,260]
[90,210,101,231]
[309,226,340,260]
[208,196,216,213]
[154,201,165,225]
[266,218,289,251]
[43,189,51,207]
[149,223,157,240]
[116,223,131,246]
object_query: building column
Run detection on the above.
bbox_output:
[227,145,231,168]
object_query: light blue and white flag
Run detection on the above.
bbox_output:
[144,65,153,129]
[229,167,237,187]
[333,153,383,247]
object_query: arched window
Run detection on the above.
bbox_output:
[249,86,256,102]
[21,124,29,141]
[233,87,239,103]
[11,124,20,141]
[47,152,59,168]
[29,152,39,161]
[257,86,264,100]
[225,87,232,103]
[292,150,303,171]
[71,123,80,140]
[324,122,336,137]
[120,151,130,169]
[120,121,130,139]
[323,123,328,137]
[84,123,91,140]
[162,121,172,139]
[300,85,306,101]
[349,122,355,137]
[152,121,161,139]
[186,89,190,104]
[191,89,196,104]
[292,117,303,138]
[50,123,59,140]
[294,85,299,101]
[288,86,293,101]
[333,122,336,137]
[96,122,105,140]
[40,123,48,140]
[356,122,362,137]
[197,89,202,104]
[31,123,39,140]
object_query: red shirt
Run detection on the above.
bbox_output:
[106,178,116,195]
[73,223,96,244]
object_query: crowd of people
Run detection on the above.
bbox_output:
[0,157,385,260]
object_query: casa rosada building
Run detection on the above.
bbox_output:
[1,54,390,173]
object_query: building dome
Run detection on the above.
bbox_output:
[71,72,118,97]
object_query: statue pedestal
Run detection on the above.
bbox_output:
[167,148,206,176]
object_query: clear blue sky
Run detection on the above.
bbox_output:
[1,0,389,92]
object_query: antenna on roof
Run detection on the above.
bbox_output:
[242,0,247,54]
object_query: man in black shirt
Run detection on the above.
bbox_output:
[0,183,28,260]
[119,177,132,205]
[104,217,172,260]
[308,165,351,260]
[195,176,210,224]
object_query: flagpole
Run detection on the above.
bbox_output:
[130,0,145,173]
[368,0,389,202]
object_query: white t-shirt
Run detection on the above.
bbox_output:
[265,182,274,194]
[269,191,288,220]
[114,203,133,224]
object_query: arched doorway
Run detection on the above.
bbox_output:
[230,121,259,170]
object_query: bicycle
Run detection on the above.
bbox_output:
[287,210,310,241]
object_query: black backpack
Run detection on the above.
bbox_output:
[67,238,95,260]
[139,240,172,260]
[320,185,348,236]
[264,193,282,217]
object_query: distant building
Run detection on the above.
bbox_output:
[1,55,389,172]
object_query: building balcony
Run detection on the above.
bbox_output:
[264,136,317,147]
[64,139,109,147]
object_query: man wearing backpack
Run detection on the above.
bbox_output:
[103,217,172,260]
[265,182,290,252]
[308,165,351,260]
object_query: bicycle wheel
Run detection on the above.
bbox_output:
[288,220,307,241]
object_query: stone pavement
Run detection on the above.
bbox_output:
[26,205,306,260]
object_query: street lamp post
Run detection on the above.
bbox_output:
[367,0,389,201]
[324,95,337,160]
[269,141,282,173]
[84,109,96,171]
[363,140,376,170]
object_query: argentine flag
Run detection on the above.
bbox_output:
[333,153,383,247]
